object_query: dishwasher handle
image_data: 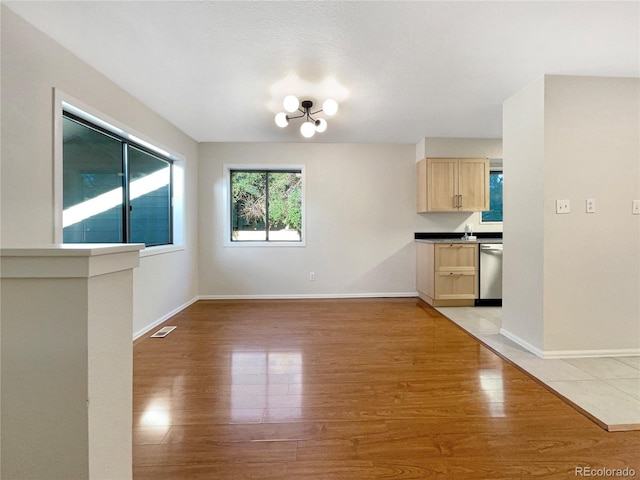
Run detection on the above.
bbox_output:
[480,244,503,252]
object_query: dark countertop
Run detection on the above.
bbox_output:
[415,232,503,244]
[415,232,502,240]
[416,238,503,244]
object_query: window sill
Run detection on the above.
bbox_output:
[140,244,185,257]
[224,241,306,248]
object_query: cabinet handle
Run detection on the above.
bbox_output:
[459,194,463,209]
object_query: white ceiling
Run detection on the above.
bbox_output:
[5,1,639,144]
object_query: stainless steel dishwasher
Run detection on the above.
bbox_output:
[477,243,503,305]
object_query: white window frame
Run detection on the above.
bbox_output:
[223,164,306,247]
[53,89,186,257]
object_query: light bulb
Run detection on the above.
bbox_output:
[275,112,288,128]
[322,99,338,116]
[315,118,327,133]
[283,95,299,113]
[300,121,316,138]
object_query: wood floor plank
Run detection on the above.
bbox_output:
[133,299,640,479]
[134,440,298,466]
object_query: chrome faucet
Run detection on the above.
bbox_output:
[462,223,473,240]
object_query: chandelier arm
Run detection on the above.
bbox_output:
[307,112,322,124]
[286,112,306,120]
[310,109,324,116]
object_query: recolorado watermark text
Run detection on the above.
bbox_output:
[575,466,636,477]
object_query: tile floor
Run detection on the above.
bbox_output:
[436,306,640,431]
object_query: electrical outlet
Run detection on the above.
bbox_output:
[586,199,596,213]
[309,272,315,281]
[633,200,640,215]
[556,199,570,214]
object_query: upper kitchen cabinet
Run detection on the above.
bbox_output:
[417,158,490,212]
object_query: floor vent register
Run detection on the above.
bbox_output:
[150,326,177,338]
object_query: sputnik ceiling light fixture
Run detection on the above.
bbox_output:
[274,95,339,138]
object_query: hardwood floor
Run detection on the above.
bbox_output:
[133,299,640,479]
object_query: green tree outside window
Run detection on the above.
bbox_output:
[231,170,302,241]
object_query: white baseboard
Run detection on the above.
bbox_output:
[500,328,640,359]
[540,348,640,359]
[133,296,199,341]
[198,292,419,300]
[499,328,545,358]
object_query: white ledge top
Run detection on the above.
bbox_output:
[1,243,145,257]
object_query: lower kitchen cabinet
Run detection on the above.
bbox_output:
[416,241,478,306]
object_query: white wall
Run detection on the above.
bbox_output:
[1,246,140,479]
[423,137,503,159]
[199,142,420,297]
[415,137,504,233]
[502,78,546,352]
[502,75,640,356]
[0,7,200,336]
[542,75,639,353]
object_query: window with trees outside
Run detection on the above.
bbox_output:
[62,112,173,246]
[230,169,303,242]
[482,170,503,223]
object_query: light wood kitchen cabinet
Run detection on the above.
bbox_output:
[416,242,478,307]
[416,158,490,212]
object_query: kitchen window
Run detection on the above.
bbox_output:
[228,167,304,244]
[62,111,173,246]
[481,169,503,223]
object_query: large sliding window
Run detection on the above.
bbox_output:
[230,169,303,242]
[62,112,172,246]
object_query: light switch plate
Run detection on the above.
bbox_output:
[633,200,640,215]
[556,199,570,214]
[586,199,596,213]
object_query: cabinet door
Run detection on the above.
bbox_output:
[427,158,458,211]
[458,159,489,211]
[416,241,434,297]
[435,272,478,299]
[435,244,478,271]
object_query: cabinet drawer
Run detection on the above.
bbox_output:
[435,244,478,271]
[435,271,478,299]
